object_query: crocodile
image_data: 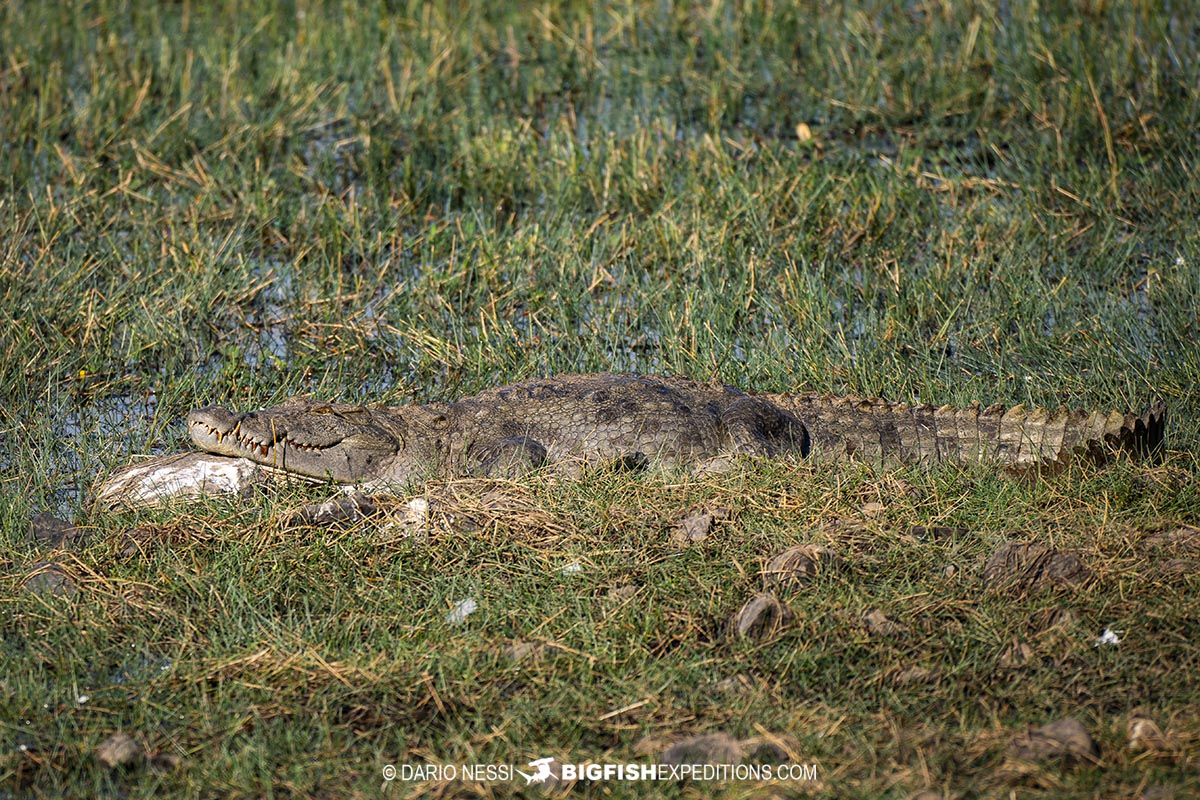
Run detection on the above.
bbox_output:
[185,374,1164,482]
[97,373,1166,507]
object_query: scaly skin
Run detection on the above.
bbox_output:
[187,374,809,484]
[185,374,1166,485]
[764,392,1166,468]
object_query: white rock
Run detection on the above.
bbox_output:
[95,453,268,509]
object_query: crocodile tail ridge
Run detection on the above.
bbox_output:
[764,393,1166,467]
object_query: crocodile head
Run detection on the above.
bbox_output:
[187,397,400,483]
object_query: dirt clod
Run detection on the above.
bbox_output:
[763,544,839,587]
[1127,709,1168,753]
[29,513,90,549]
[661,732,743,766]
[864,609,907,637]
[23,561,78,597]
[95,734,143,769]
[982,542,1092,591]
[669,505,730,547]
[730,593,792,640]
[1006,717,1099,764]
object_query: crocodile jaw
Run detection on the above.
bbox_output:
[186,401,399,483]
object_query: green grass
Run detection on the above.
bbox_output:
[2,1,1199,797]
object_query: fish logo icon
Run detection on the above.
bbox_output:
[516,757,555,784]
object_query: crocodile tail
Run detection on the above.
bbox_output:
[763,393,1166,467]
